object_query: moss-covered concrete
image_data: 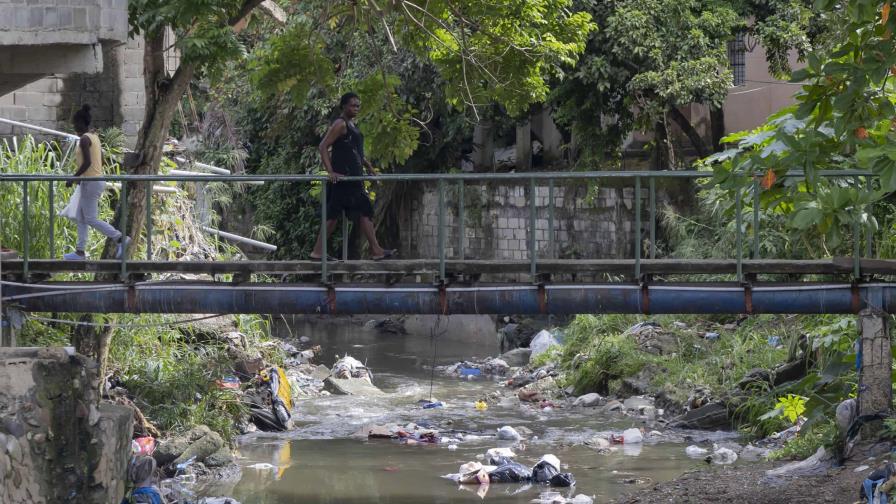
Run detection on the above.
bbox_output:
[0,347,133,503]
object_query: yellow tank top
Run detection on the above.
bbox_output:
[75,132,102,177]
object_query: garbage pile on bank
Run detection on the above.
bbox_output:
[438,357,512,378]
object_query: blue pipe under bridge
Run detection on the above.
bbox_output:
[2,281,891,315]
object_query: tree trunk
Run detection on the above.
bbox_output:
[111,34,195,259]
[668,106,709,159]
[710,107,726,152]
[74,31,195,373]
[652,121,669,170]
[71,1,263,388]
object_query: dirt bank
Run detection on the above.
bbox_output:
[609,456,879,504]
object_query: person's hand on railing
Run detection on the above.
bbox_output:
[327,170,343,183]
[65,179,75,188]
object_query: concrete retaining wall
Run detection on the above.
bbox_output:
[404,180,666,267]
[0,347,133,503]
[0,0,128,46]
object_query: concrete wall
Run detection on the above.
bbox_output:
[0,36,145,141]
[0,0,145,143]
[722,45,803,134]
[0,0,129,96]
[0,347,133,503]
[403,181,667,268]
[0,0,128,46]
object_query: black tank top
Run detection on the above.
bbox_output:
[330,119,364,176]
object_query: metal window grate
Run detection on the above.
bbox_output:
[728,34,746,87]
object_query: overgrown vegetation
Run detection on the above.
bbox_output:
[4,134,284,442]
[546,187,867,459]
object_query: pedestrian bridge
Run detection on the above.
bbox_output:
[2,169,895,315]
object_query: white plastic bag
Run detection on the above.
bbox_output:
[58,186,80,220]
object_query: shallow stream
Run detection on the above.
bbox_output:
[216,317,718,503]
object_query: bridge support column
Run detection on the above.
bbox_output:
[858,308,892,436]
[0,314,16,348]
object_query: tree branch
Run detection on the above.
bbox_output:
[668,106,709,159]
[228,0,266,28]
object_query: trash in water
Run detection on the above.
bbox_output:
[489,461,532,483]
[459,367,482,377]
[448,444,458,451]
[531,454,561,483]
[497,426,522,441]
[383,466,399,472]
[332,355,373,380]
[422,401,444,409]
[475,400,488,411]
[622,428,643,444]
[548,472,575,487]
[685,445,709,458]
[707,445,738,465]
[486,447,517,464]
[531,493,594,504]
[448,453,576,490]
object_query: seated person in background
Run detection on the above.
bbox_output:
[121,456,165,504]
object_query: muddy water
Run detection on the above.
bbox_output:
[226,317,704,503]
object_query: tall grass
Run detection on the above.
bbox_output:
[6,133,284,441]
[0,136,79,257]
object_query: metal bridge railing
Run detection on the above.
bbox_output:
[0,168,879,284]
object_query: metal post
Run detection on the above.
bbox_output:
[146,181,153,260]
[119,181,128,280]
[752,178,760,259]
[321,183,328,283]
[866,177,874,258]
[438,179,446,282]
[857,308,892,437]
[634,176,641,279]
[48,181,55,258]
[736,188,743,283]
[649,177,656,259]
[342,212,348,261]
[529,177,537,281]
[548,179,555,259]
[458,181,465,260]
[22,181,29,278]
[853,176,861,279]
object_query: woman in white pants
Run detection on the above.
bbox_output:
[63,104,131,260]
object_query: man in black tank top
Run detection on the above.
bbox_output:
[310,92,396,261]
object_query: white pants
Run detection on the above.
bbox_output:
[76,181,121,250]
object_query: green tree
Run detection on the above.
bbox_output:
[121,0,592,257]
[74,0,594,358]
[706,0,896,246]
[551,0,815,167]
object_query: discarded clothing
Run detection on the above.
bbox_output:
[332,355,373,380]
[247,366,293,432]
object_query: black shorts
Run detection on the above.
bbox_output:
[325,181,374,220]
